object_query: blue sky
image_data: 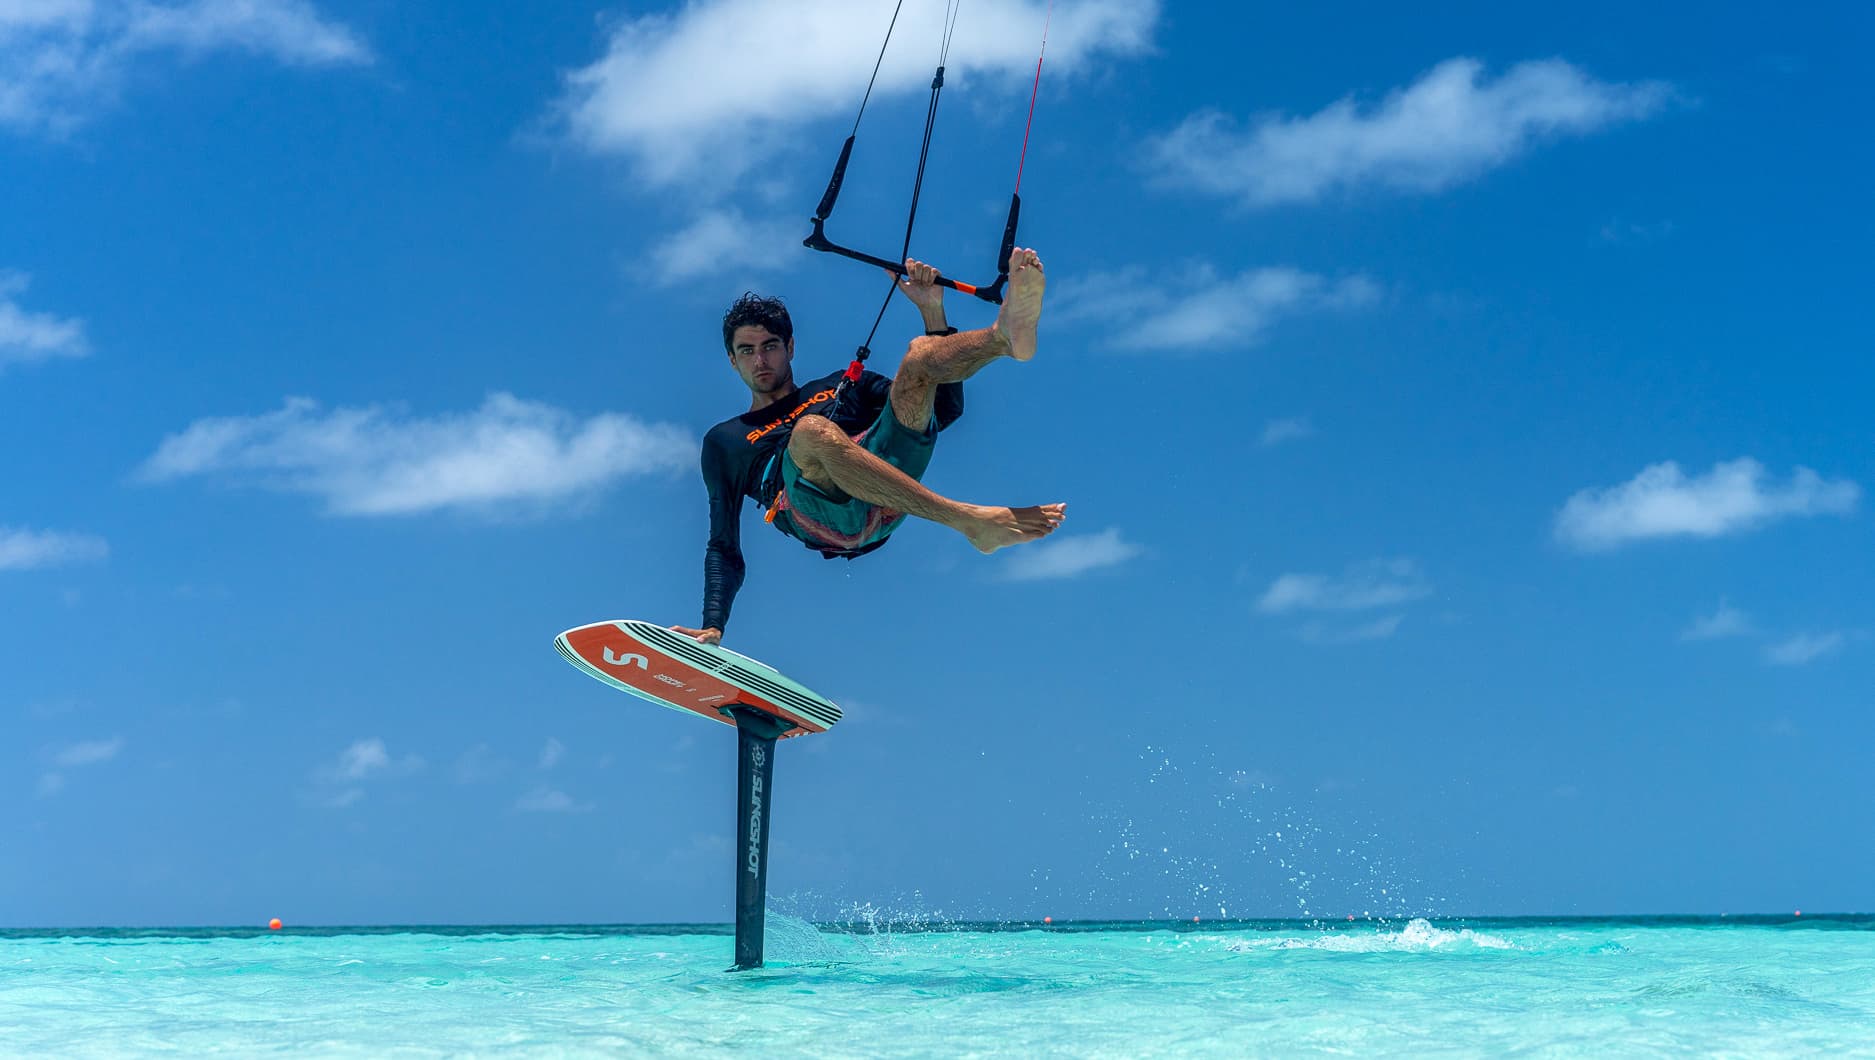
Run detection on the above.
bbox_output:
[3,0,1870,928]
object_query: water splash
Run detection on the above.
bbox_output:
[759,911,867,966]
[1029,746,1441,923]
[1221,918,1517,953]
[762,893,970,965]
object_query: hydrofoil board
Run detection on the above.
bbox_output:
[555,620,840,737]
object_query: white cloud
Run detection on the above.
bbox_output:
[1257,558,1431,614]
[118,0,364,59]
[1260,416,1314,447]
[0,526,109,570]
[0,0,370,135]
[1556,458,1859,551]
[0,271,89,367]
[35,735,124,798]
[331,738,386,780]
[52,737,123,767]
[516,785,593,814]
[998,527,1143,582]
[1681,600,1752,641]
[1299,614,1404,645]
[321,737,420,782]
[1052,263,1377,352]
[139,393,695,516]
[649,207,801,284]
[552,0,1156,188]
[308,738,419,808]
[538,738,564,770]
[1765,632,1843,667]
[1148,57,1670,207]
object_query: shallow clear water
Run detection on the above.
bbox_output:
[5,915,1873,1056]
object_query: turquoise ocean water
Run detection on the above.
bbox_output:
[4,915,1873,1055]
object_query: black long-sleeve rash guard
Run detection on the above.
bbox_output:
[700,368,963,632]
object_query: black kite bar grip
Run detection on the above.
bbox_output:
[976,191,1022,305]
[998,192,1021,274]
[814,136,856,222]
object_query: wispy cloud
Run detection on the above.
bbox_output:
[1679,600,1859,666]
[1765,632,1843,667]
[1257,559,1428,645]
[0,0,371,135]
[1257,558,1431,614]
[52,737,124,767]
[1148,57,1670,207]
[1681,600,1752,641]
[516,786,593,814]
[310,737,422,808]
[1556,458,1859,551]
[0,272,88,368]
[36,736,125,798]
[1052,264,1377,352]
[648,207,800,284]
[538,738,565,770]
[551,0,1155,189]
[0,526,109,571]
[329,739,389,781]
[998,527,1143,582]
[1299,614,1404,644]
[1260,416,1314,447]
[138,393,695,516]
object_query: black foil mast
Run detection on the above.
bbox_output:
[725,706,796,971]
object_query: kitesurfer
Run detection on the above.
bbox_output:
[673,248,1062,645]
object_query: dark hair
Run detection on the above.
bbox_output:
[722,293,792,354]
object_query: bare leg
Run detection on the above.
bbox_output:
[787,415,1064,554]
[890,327,1009,435]
[889,247,1047,431]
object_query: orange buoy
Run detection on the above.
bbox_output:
[268,918,283,930]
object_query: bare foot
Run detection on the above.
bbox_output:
[992,247,1045,362]
[962,502,1066,554]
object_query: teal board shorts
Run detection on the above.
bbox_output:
[769,403,937,556]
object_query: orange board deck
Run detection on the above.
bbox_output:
[555,620,841,738]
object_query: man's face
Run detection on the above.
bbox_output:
[728,324,795,396]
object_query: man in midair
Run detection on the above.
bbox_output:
[673,249,1062,645]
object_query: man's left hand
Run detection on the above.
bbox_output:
[670,625,723,646]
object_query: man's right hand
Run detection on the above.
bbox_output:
[670,625,722,646]
[892,258,948,332]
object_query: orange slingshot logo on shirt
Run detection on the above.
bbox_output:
[745,388,840,444]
